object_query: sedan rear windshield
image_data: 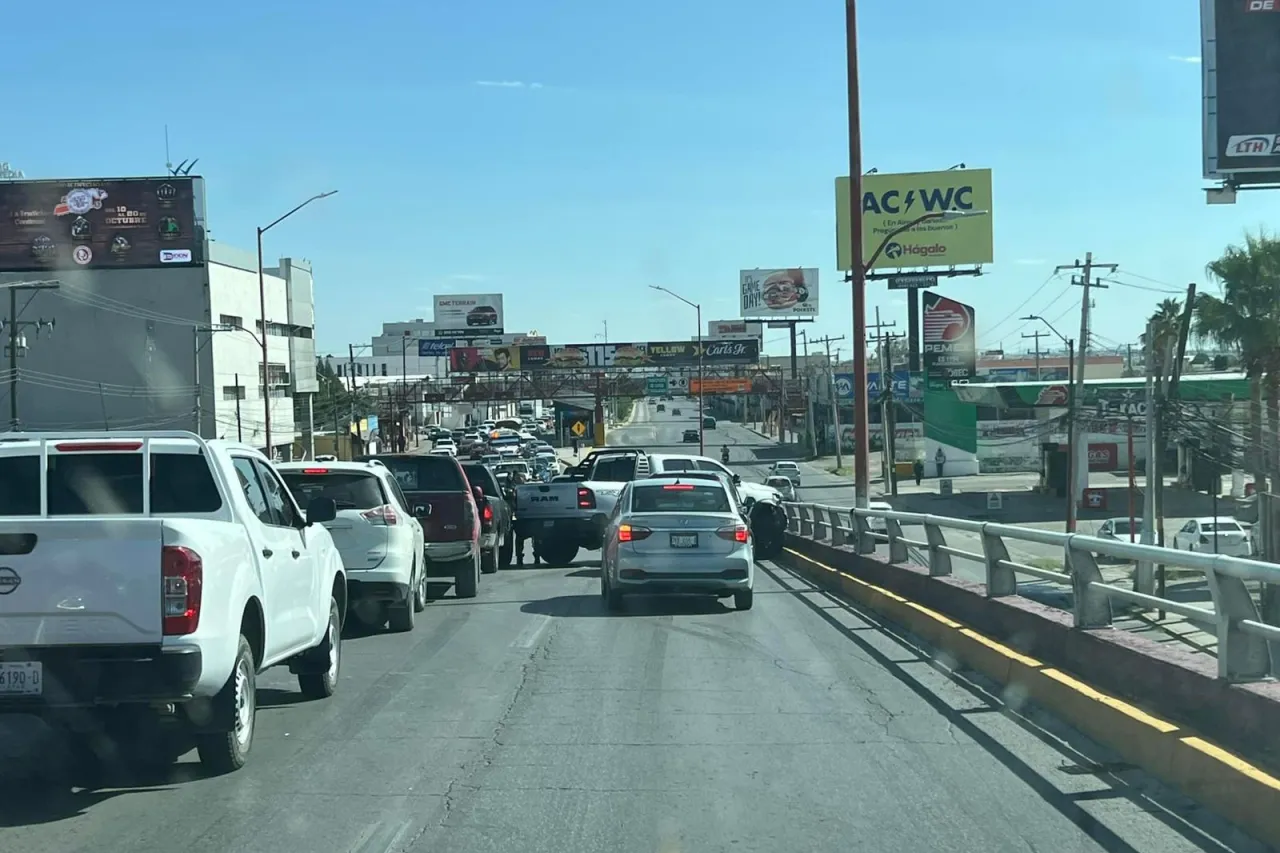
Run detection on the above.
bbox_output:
[0,452,223,516]
[371,456,467,492]
[280,471,385,509]
[631,483,731,514]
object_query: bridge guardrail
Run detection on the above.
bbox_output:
[781,501,1280,684]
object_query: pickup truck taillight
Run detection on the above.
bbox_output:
[162,545,203,636]
[577,487,595,509]
[361,504,399,526]
[481,503,494,529]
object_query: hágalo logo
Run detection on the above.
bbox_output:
[922,296,971,343]
[885,242,947,261]
[863,185,975,216]
[1035,385,1069,405]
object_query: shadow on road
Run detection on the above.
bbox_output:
[522,594,732,618]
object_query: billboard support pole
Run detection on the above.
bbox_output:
[907,288,920,374]
[845,0,870,509]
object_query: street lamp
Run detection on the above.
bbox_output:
[848,204,988,508]
[257,190,338,454]
[649,285,704,455]
[1022,314,1077,533]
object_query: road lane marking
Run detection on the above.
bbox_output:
[512,613,552,649]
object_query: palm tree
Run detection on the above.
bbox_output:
[1197,231,1280,488]
[1142,298,1184,378]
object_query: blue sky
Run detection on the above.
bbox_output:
[2,0,1270,360]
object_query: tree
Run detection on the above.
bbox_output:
[1142,298,1183,377]
[314,357,376,440]
[1196,231,1280,487]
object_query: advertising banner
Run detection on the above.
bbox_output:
[922,292,977,385]
[739,269,819,319]
[433,293,504,336]
[418,338,454,357]
[833,370,920,401]
[690,378,752,394]
[707,319,763,339]
[835,169,994,271]
[0,176,204,272]
[449,345,523,372]
[1202,0,1280,183]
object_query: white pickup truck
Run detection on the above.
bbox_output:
[0,431,348,774]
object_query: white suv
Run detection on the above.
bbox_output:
[278,461,427,632]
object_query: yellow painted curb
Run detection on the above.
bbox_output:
[782,546,1280,846]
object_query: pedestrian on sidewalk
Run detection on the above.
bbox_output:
[913,458,924,486]
[934,447,946,479]
[571,436,580,456]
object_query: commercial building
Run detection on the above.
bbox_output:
[0,241,319,459]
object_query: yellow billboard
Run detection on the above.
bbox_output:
[835,168,993,272]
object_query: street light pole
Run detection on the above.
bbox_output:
[845,0,869,509]
[649,285,704,454]
[256,190,338,455]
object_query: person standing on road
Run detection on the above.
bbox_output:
[934,446,946,479]
[913,458,924,486]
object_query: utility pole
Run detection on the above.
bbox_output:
[3,280,60,429]
[809,333,846,461]
[1021,329,1047,380]
[869,308,898,488]
[798,329,816,458]
[1055,252,1116,519]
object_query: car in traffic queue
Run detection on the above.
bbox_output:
[461,462,514,571]
[764,475,796,502]
[682,429,699,443]
[671,408,682,416]
[768,461,801,487]
[277,461,427,632]
[703,416,717,430]
[600,476,754,612]
[0,431,347,773]
[656,403,666,412]
[359,453,486,599]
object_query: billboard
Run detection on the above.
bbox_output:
[447,339,758,372]
[834,370,921,401]
[1201,0,1280,183]
[835,169,993,271]
[449,344,525,372]
[922,292,977,385]
[433,293,504,336]
[0,176,204,272]
[739,268,819,319]
[707,319,763,339]
[418,338,454,357]
[690,378,752,394]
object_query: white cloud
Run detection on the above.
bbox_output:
[1168,55,1201,64]
[474,80,544,89]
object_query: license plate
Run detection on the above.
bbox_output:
[0,662,42,696]
[670,533,698,548]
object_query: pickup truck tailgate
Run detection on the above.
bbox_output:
[0,519,165,646]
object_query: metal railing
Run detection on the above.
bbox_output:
[782,501,1280,684]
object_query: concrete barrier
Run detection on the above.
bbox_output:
[780,535,1280,847]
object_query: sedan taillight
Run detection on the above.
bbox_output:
[618,524,652,542]
[716,525,749,543]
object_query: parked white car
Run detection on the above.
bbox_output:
[769,461,802,487]
[277,461,426,632]
[1172,516,1252,557]
[0,431,347,773]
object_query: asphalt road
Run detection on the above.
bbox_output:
[0,401,1261,852]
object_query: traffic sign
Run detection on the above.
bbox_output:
[569,418,589,438]
[669,375,689,390]
[646,375,669,394]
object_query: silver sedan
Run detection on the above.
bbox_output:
[600,477,755,612]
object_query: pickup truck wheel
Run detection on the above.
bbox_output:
[540,540,579,568]
[195,635,256,774]
[298,599,342,698]
[455,553,479,599]
[498,537,514,568]
[480,548,499,574]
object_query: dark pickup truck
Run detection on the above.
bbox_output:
[361,453,485,599]
[461,461,514,572]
